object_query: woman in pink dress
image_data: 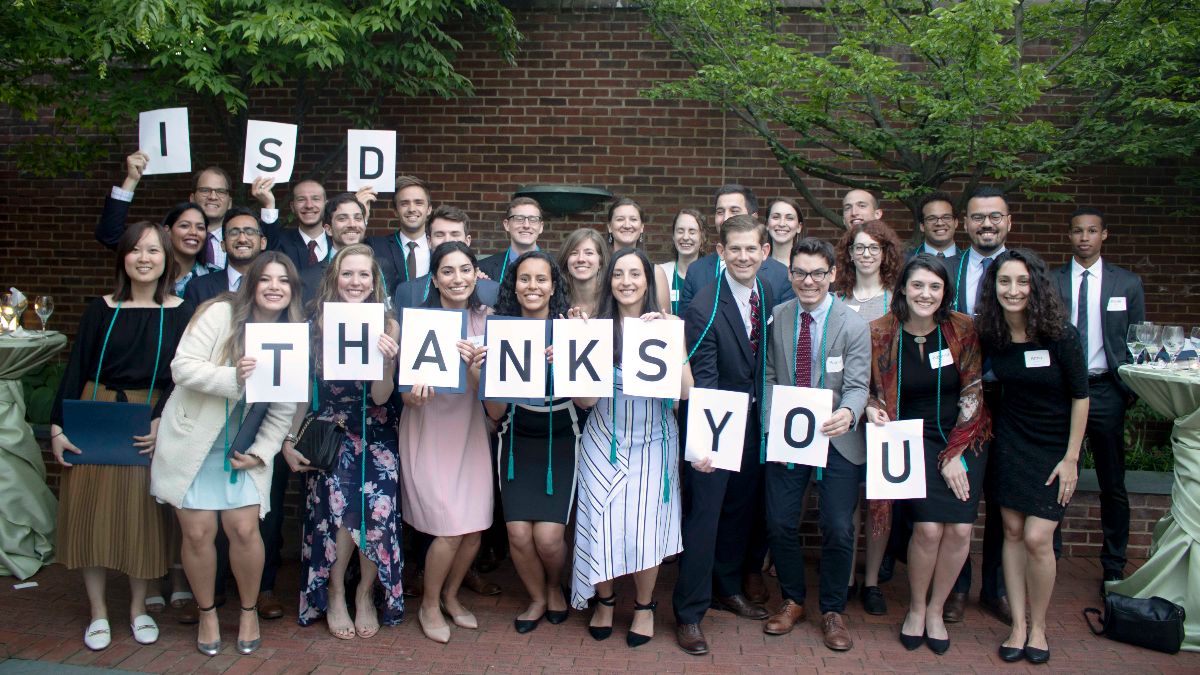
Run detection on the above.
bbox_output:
[397,241,492,644]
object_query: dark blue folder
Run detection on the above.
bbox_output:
[62,399,153,467]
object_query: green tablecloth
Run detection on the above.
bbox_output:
[1109,364,1200,651]
[0,332,65,579]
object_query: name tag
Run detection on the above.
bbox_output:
[929,348,954,369]
[467,334,485,347]
[1107,296,1127,311]
[1025,349,1051,368]
[826,356,844,373]
[670,289,680,302]
[847,304,861,313]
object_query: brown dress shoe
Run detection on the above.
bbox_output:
[743,571,769,604]
[943,592,966,623]
[764,599,806,635]
[175,599,199,625]
[980,595,1013,626]
[821,612,853,651]
[257,591,284,620]
[675,623,709,655]
[712,594,769,620]
[462,568,501,596]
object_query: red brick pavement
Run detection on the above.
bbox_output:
[1,555,1196,673]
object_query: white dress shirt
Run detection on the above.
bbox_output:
[963,246,1006,315]
[1071,257,1107,373]
[301,229,329,262]
[724,270,757,339]
[399,232,430,278]
[226,265,244,292]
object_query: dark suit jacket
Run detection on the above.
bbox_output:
[678,253,793,317]
[907,245,962,263]
[1051,260,1145,396]
[478,248,520,284]
[685,274,774,403]
[300,261,329,309]
[368,233,427,295]
[269,228,327,272]
[95,194,284,263]
[182,270,233,308]
[392,275,500,309]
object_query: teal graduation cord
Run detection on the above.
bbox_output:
[505,404,516,481]
[671,264,682,316]
[545,365,555,496]
[608,367,672,504]
[896,325,949,444]
[359,383,367,550]
[755,278,768,464]
[952,253,969,313]
[497,249,511,285]
[609,376,618,463]
[91,302,165,404]
[684,269,723,364]
[222,398,240,485]
[392,232,411,282]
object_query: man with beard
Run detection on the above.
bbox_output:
[369,175,433,294]
[300,193,371,306]
[183,208,268,306]
[841,189,883,230]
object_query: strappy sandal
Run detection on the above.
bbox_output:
[627,600,657,647]
[588,593,616,641]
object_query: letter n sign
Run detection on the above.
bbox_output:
[865,419,926,499]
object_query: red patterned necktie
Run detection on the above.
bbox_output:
[307,240,319,266]
[795,311,813,387]
[749,288,762,355]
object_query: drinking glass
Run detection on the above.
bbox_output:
[1161,326,1185,368]
[1125,324,1144,364]
[34,296,54,334]
[0,294,14,335]
[1140,324,1164,368]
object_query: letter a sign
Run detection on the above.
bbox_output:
[865,419,926,499]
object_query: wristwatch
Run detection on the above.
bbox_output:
[284,433,299,445]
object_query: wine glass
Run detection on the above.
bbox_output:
[1161,326,1185,369]
[0,294,14,336]
[1125,325,1144,364]
[34,296,54,334]
[1140,324,1164,368]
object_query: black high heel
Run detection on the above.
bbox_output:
[588,594,617,641]
[546,585,570,625]
[236,605,261,655]
[626,600,657,648]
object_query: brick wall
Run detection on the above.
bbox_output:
[1,8,1196,337]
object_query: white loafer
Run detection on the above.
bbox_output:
[84,619,111,650]
[131,614,159,644]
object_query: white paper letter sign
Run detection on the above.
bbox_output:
[397,308,465,392]
[139,108,191,175]
[482,318,546,400]
[552,319,613,397]
[243,120,298,183]
[766,385,833,466]
[866,419,927,500]
[621,317,684,399]
[684,387,749,472]
[244,323,310,403]
[322,303,384,381]
[347,130,397,193]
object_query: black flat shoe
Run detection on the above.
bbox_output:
[514,612,545,634]
[588,594,616,641]
[861,586,887,615]
[1024,643,1050,664]
[546,586,569,624]
[626,600,656,648]
[998,645,1025,662]
[926,635,949,655]
[899,629,924,651]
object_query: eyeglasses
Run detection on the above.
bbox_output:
[922,215,956,226]
[226,227,261,238]
[851,244,881,256]
[506,214,543,224]
[195,187,232,197]
[789,268,830,282]
[968,212,1009,225]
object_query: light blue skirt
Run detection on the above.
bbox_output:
[180,407,260,511]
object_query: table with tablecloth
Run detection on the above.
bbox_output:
[1108,364,1200,651]
[0,332,66,579]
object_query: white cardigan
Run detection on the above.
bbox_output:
[151,301,298,518]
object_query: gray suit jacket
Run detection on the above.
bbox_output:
[764,297,871,464]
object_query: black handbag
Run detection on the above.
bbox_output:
[293,414,347,472]
[1084,592,1185,654]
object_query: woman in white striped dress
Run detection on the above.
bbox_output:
[570,248,693,648]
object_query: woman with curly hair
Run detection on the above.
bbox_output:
[832,219,905,614]
[865,254,991,655]
[974,249,1088,665]
[281,242,403,639]
[485,251,581,633]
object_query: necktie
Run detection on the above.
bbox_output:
[936,251,946,258]
[232,274,242,292]
[1077,270,1090,360]
[406,241,418,279]
[749,288,762,355]
[307,240,319,266]
[972,256,993,313]
[204,233,217,266]
[795,311,813,387]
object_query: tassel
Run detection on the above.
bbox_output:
[609,374,618,464]
[546,370,554,496]
[506,405,515,481]
[816,467,824,482]
[360,384,367,551]
[660,400,671,504]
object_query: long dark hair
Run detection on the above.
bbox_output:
[424,241,483,311]
[975,248,1066,350]
[889,253,955,325]
[113,221,177,304]
[189,252,304,364]
[596,248,662,360]
[494,250,571,318]
[161,202,207,229]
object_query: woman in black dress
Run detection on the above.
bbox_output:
[484,251,579,633]
[865,254,990,655]
[975,249,1088,665]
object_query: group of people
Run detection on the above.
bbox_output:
[48,153,1145,666]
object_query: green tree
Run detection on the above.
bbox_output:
[641,0,1200,226]
[1,0,521,178]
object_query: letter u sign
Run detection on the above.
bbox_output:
[866,420,926,499]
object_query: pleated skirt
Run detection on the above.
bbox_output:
[54,383,174,578]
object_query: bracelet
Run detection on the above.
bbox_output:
[284,433,298,445]
[50,431,63,439]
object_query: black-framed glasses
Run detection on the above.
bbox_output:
[922,215,956,226]
[506,214,543,224]
[789,268,830,282]
[226,227,262,238]
[195,187,232,197]
[968,212,1009,225]
[851,244,881,256]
